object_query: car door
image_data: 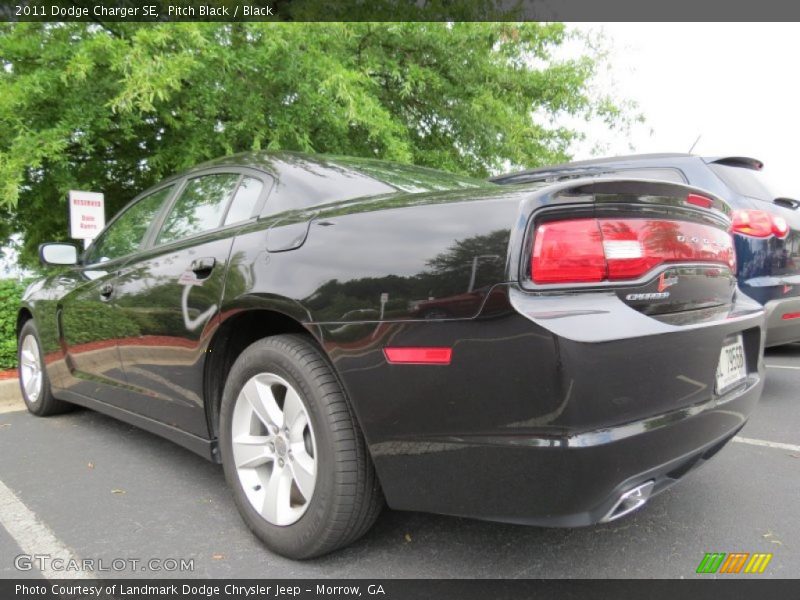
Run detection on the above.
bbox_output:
[112,169,270,437]
[58,184,177,405]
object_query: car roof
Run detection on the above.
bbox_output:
[161,151,491,210]
[178,150,485,192]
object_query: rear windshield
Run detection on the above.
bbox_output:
[708,163,778,202]
[330,157,490,194]
[263,155,491,216]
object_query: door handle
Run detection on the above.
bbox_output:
[190,257,216,276]
[99,283,113,299]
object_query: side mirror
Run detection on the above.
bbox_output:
[39,243,79,266]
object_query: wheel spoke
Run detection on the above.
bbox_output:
[233,435,273,469]
[282,387,303,431]
[243,378,283,428]
[24,375,37,396]
[288,411,308,444]
[21,350,35,365]
[289,444,316,500]
[262,463,293,524]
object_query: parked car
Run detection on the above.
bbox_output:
[19,152,764,559]
[492,154,800,346]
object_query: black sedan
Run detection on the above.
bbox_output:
[18,152,765,558]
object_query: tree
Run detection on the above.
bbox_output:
[0,22,633,266]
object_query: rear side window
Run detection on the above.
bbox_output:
[85,185,174,264]
[223,177,263,225]
[157,173,240,245]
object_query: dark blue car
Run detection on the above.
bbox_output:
[492,154,800,346]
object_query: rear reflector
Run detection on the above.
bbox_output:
[384,347,452,365]
[731,209,790,239]
[532,218,735,285]
[782,312,800,321]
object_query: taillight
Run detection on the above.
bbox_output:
[731,209,789,239]
[531,218,735,285]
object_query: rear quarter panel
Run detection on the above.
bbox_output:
[220,187,532,326]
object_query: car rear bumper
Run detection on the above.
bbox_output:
[763,295,800,347]
[371,379,759,526]
[329,284,765,525]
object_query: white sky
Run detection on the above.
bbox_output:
[567,23,800,198]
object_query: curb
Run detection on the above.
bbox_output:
[0,378,24,413]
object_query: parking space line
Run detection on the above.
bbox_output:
[733,436,800,453]
[764,363,800,370]
[0,479,93,579]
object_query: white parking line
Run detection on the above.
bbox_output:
[765,363,800,370]
[0,479,93,579]
[733,436,800,453]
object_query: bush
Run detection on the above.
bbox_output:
[0,279,26,370]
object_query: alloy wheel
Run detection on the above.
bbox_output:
[19,335,43,404]
[231,373,317,526]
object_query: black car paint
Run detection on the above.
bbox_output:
[491,153,800,347]
[20,152,765,526]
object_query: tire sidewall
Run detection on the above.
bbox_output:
[219,337,341,558]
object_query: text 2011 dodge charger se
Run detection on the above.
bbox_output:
[18,152,765,558]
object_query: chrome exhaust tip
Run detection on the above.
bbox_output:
[600,480,655,523]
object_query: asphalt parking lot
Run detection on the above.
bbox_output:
[0,345,798,580]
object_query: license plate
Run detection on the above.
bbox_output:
[715,335,746,394]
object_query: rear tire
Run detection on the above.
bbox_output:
[219,334,383,559]
[17,320,71,416]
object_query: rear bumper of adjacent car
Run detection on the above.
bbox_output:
[336,284,765,526]
[762,295,800,347]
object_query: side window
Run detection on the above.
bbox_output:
[85,185,174,264]
[156,173,240,245]
[223,177,264,226]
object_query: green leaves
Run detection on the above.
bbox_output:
[0,279,26,369]
[0,22,632,266]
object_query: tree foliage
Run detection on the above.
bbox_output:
[0,278,26,368]
[0,21,632,266]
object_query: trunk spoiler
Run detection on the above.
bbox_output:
[704,156,764,171]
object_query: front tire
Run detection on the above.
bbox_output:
[219,334,383,559]
[17,320,71,416]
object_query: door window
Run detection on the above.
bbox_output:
[84,185,174,264]
[156,173,240,245]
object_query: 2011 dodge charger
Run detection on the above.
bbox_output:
[18,152,765,558]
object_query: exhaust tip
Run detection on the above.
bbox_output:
[600,480,655,523]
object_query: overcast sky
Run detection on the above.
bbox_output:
[567,23,800,198]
